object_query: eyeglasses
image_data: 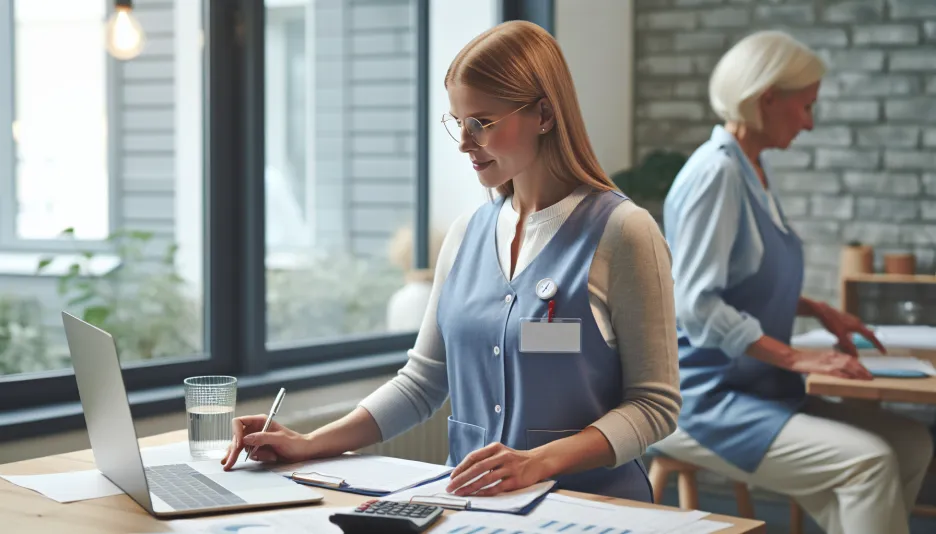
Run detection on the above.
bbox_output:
[441,102,534,147]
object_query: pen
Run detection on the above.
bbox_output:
[244,387,286,460]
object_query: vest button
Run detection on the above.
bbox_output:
[493,346,501,356]
[504,294,512,304]
[495,404,502,414]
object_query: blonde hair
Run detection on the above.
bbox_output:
[445,20,615,198]
[709,30,825,131]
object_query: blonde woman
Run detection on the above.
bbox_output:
[655,31,933,534]
[222,21,680,501]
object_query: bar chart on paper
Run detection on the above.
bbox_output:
[446,523,634,534]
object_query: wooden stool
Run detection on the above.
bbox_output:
[649,455,803,534]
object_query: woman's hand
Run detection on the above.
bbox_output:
[789,349,874,380]
[804,300,886,356]
[445,442,548,497]
[221,414,315,471]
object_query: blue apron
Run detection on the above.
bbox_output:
[436,190,653,502]
[677,147,806,474]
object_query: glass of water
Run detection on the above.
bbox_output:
[184,376,237,460]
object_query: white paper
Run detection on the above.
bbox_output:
[527,494,710,534]
[166,506,349,533]
[874,326,936,350]
[0,469,123,503]
[385,475,556,513]
[272,454,452,494]
[859,356,936,376]
[664,519,735,534]
[1,442,235,504]
[792,326,936,350]
[435,496,720,534]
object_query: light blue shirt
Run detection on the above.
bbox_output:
[663,126,792,359]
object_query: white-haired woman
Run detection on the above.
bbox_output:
[655,31,933,534]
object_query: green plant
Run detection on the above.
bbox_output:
[267,252,404,344]
[610,149,688,202]
[0,294,53,375]
[37,228,201,362]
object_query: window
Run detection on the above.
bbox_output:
[11,0,110,241]
[0,0,430,431]
[264,0,419,347]
[0,0,207,379]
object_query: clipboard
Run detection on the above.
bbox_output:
[400,479,557,515]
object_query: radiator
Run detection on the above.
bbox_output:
[282,399,451,465]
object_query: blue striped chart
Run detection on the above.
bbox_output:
[446,523,632,534]
[537,521,632,534]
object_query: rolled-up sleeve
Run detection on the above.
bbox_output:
[669,161,764,358]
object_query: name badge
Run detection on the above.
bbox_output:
[519,318,582,353]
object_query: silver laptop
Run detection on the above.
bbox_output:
[62,312,324,518]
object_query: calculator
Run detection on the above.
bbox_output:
[328,499,444,534]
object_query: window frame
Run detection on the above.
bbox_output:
[0,0,119,253]
[0,0,430,437]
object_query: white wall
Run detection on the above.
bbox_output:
[427,0,498,235]
[555,0,634,175]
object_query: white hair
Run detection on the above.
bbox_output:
[709,30,826,130]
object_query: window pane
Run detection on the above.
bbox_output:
[14,0,108,240]
[265,0,417,346]
[0,0,206,376]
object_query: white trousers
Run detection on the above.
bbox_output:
[654,398,933,534]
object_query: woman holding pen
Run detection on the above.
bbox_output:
[222,20,680,502]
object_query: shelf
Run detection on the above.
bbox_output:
[842,273,936,285]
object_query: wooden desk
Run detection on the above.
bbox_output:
[806,349,936,404]
[0,430,765,534]
[805,349,936,518]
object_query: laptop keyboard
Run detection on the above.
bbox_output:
[145,464,247,511]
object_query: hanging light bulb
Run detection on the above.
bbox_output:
[105,0,146,60]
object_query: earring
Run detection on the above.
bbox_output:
[541,128,546,132]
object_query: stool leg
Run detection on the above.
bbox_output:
[790,500,804,534]
[733,482,755,518]
[677,470,699,510]
[647,460,670,505]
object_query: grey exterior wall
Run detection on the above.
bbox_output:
[314,0,416,257]
[634,0,936,324]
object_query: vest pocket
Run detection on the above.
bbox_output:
[447,416,486,466]
[526,429,581,450]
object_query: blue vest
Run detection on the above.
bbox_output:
[676,148,806,473]
[437,190,653,502]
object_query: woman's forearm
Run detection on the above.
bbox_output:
[796,296,819,317]
[534,427,616,479]
[746,335,798,370]
[305,406,383,457]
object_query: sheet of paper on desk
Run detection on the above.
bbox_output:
[272,453,452,493]
[436,494,719,534]
[0,469,123,503]
[164,506,349,533]
[1,441,220,504]
[859,356,936,376]
[529,494,710,533]
[791,326,936,350]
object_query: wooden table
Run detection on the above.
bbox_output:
[806,349,936,404]
[806,348,936,517]
[0,430,765,533]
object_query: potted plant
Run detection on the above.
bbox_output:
[609,149,687,223]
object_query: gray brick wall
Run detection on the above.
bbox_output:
[635,0,936,324]
[315,0,416,256]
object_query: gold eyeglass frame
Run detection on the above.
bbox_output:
[441,102,536,147]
